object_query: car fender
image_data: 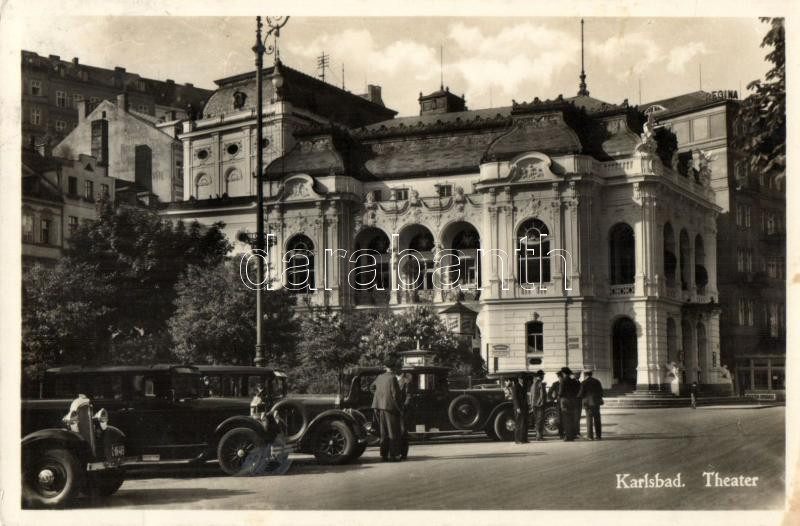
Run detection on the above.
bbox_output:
[485,401,514,427]
[297,409,362,449]
[213,415,268,446]
[22,429,92,462]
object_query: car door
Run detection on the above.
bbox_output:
[406,373,450,432]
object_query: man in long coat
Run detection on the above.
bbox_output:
[577,368,604,440]
[558,367,581,441]
[512,376,530,443]
[529,370,547,440]
[371,363,403,461]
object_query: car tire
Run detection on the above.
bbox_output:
[217,427,268,476]
[22,447,84,508]
[493,408,516,442]
[84,469,125,498]
[448,394,483,430]
[543,406,560,436]
[271,399,309,443]
[313,420,356,465]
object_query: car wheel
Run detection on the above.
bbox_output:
[313,420,356,465]
[85,469,125,497]
[544,407,560,436]
[448,394,483,430]
[271,399,309,443]
[493,408,516,442]
[22,448,84,508]
[217,427,267,476]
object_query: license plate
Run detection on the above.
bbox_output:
[110,444,125,458]
[141,454,160,462]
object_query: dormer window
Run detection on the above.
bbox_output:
[644,104,666,115]
[395,188,409,201]
[436,184,453,198]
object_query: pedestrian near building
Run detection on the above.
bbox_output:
[689,381,699,409]
[371,362,403,461]
[548,371,564,438]
[577,368,604,440]
[396,371,413,459]
[573,370,582,437]
[558,367,581,441]
[529,370,547,440]
[512,376,530,443]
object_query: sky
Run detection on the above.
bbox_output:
[18,16,772,117]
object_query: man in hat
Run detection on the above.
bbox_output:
[396,371,413,459]
[558,367,581,441]
[577,368,604,440]
[548,370,564,439]
[529,370,547,440]
[371,362,403,461]
[512,375,530,443]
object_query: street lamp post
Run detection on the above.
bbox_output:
[252,15,289,367]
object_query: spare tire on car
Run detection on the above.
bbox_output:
[448,394,483,430]
[271,399,309,443]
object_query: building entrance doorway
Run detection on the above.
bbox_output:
[612,317,638,387]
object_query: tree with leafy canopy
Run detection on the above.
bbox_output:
[21,201,232,385]
[169,260,299,367]
[358,306,481,375]
[735,18,785,182]
[291,306,380,393]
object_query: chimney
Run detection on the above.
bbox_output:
[91,119,109,166]
[48,54,60,62]
[368,85,383,105]
[72,57,79,65]
[78,100,88,124]
[114,66,126,73]
[185,83,193,88]
[117,92,129,112]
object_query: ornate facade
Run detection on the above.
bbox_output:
[162,62,731,394]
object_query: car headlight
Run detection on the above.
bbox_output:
[93,408,109,431]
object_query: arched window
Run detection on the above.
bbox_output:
[694,234,707,292]
[406,227,435,290]
[195,173,211,199]
[224,168,242,196]
[609,223,635,285]
[663,223,676,286]
[352,228,391,304]
[450,223,481,287]
[517,218,551,285]
[679,229,690,290]
[285,234,315,293]
[526,321,543,354]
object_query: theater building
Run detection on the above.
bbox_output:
[162,60,731,395]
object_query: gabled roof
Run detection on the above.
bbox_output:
[641,91,737,119]
[203,61,397,128]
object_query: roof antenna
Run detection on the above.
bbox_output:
[578,19,590,96]
[699,63,702,91]
[440,44,444,90]
[342,63,345,90]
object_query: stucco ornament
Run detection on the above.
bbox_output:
[696,150,716,187]
[635,113,657,155]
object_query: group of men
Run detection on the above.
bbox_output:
[370,363,412,462]
[509,367,604,443]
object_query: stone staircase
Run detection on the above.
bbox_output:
[603,389,775,408]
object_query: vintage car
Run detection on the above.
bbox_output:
[22,394,138,507]
[266,365,561,462]
[484,370,561,441]
[29,364,283,476]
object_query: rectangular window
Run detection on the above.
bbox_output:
[745,205,751,228]
[30,108,41,125]
[672,120,690,144]
[735,205,743,227]
[56,90,66,108]
[100,183,109,197]
[395,189,409,201]
[30,80,42,96]
[709,112,726,138]
[68,216,78,234]
[136,79,146,91]
[40,218,51,245]
[526,321,544,354]
[22,214,34,242]
[137,104,149,113]
[84,180,94,200]
[692,117,709,141]
[55,120,66,132]
[67,176,78,195]
[437,184,453,198]
[72,94,83,108]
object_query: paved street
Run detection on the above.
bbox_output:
[94,406,784,510]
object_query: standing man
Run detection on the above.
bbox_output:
[548,371,564,439]
[512,375,530,444]
[558,367,581,441]
[529,370,547,441]
[573,370,583,437]
[689,381,699,409]
[371,362,403,461]
[577,368,604,440]
[396,371,413,459]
